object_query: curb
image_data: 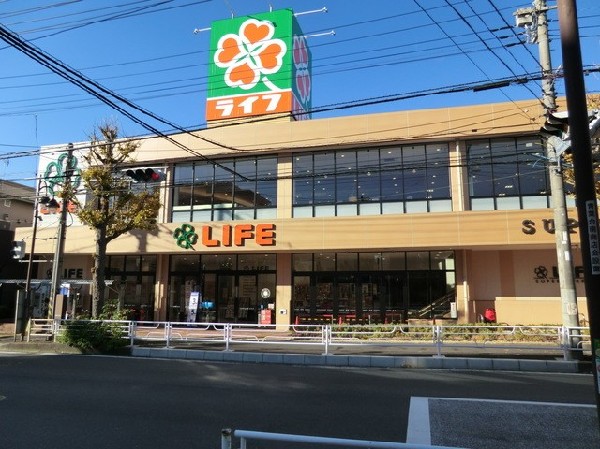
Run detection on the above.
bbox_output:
[130,347,587,373]
[0,341,83,354]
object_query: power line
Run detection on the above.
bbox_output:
[1,1,596,119]
[0,22,254,181]
[2,63,598,172]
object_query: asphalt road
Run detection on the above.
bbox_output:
[0,353,596,449]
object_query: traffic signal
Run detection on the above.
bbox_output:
[10,241,25,259]
[125,168,165,183]
[540,111,569,138]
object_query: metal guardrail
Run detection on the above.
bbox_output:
[220,428,468,449]
[32,318,591,360]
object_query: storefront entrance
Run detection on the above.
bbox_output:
[168,254,277,323]
[292,251,456,324]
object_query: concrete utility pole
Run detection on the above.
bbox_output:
[49,143,74,318]
[557,0,600,425]
[516,0,579,333]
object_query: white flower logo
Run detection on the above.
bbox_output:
[214,18,287,91]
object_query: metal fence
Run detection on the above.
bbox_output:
[220,428,468,449]
[27,318,590,360]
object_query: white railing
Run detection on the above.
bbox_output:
[36,319,591,360]
[220,428,468,449]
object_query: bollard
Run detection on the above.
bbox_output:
[129,321,136,347]
[225,324,231,352]
[165,322,171,348]
[435,325,443,357]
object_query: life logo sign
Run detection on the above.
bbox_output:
[206,8,311,121]
[173,223,276,249]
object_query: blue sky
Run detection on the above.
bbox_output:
[1,0,599,187]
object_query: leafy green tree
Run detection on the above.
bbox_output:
[70,124,161,317]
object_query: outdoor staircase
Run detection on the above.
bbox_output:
[413,290,456,319]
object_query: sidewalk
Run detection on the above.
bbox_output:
[1,331,592,373]
[408,397,600,449]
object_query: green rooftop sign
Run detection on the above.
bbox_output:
[206,8,311,121]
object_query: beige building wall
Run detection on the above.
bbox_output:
[468,249,587,324]
[129,99,548,164]
[16,208,588,325]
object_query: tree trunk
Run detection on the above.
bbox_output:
[92,225,108,318]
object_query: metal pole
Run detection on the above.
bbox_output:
[221,428,232,449]
[557,0,600,426]
[534,0,580,333]
[49,143,74,318]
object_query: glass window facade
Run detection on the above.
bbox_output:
[467,136,550,210]
[292,251,455,323]
[168,254,276,323]
[293,145,451,217]
[172,156,277,222]
[105,255,157,321]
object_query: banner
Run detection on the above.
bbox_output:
[187,291,201,323]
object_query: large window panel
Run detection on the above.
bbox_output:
[357,149,381,202]
[256,157,277,207]
[233,159,257,209]
[380,147,403,201]
[407,251,430,270]
[291,144,450,217]
[173,164,193,207]
[517,137,547,195]
[468,140,494,197]
[403,145,427,200]
[336,151,357,203]
[293,154,313,206]
[467,136,549,210]
[359,202,381,215]
[193,163,214,207]
[171,255,200,272]
[427,144,450,199]
[491,139,519,198]
[313,152,335,205]
[213,160,234,209]
[337,253,358,271]
[173,156,276,222]
[293,254,313,271]
[315,253,336,271]
[381,252,406,270]
[337,204,357,216]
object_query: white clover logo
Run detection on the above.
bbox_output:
[214,18,287,91]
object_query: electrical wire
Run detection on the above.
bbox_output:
[1,1,596,120]
[0,22,254,181]
[1,0,598,183]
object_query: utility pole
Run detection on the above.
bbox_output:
[49,143,74,319]
[19,180,50,338]
[516,1,579,335]
[557,0,600,425]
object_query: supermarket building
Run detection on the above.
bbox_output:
[14,8,591,326]
[16,97,590,326]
